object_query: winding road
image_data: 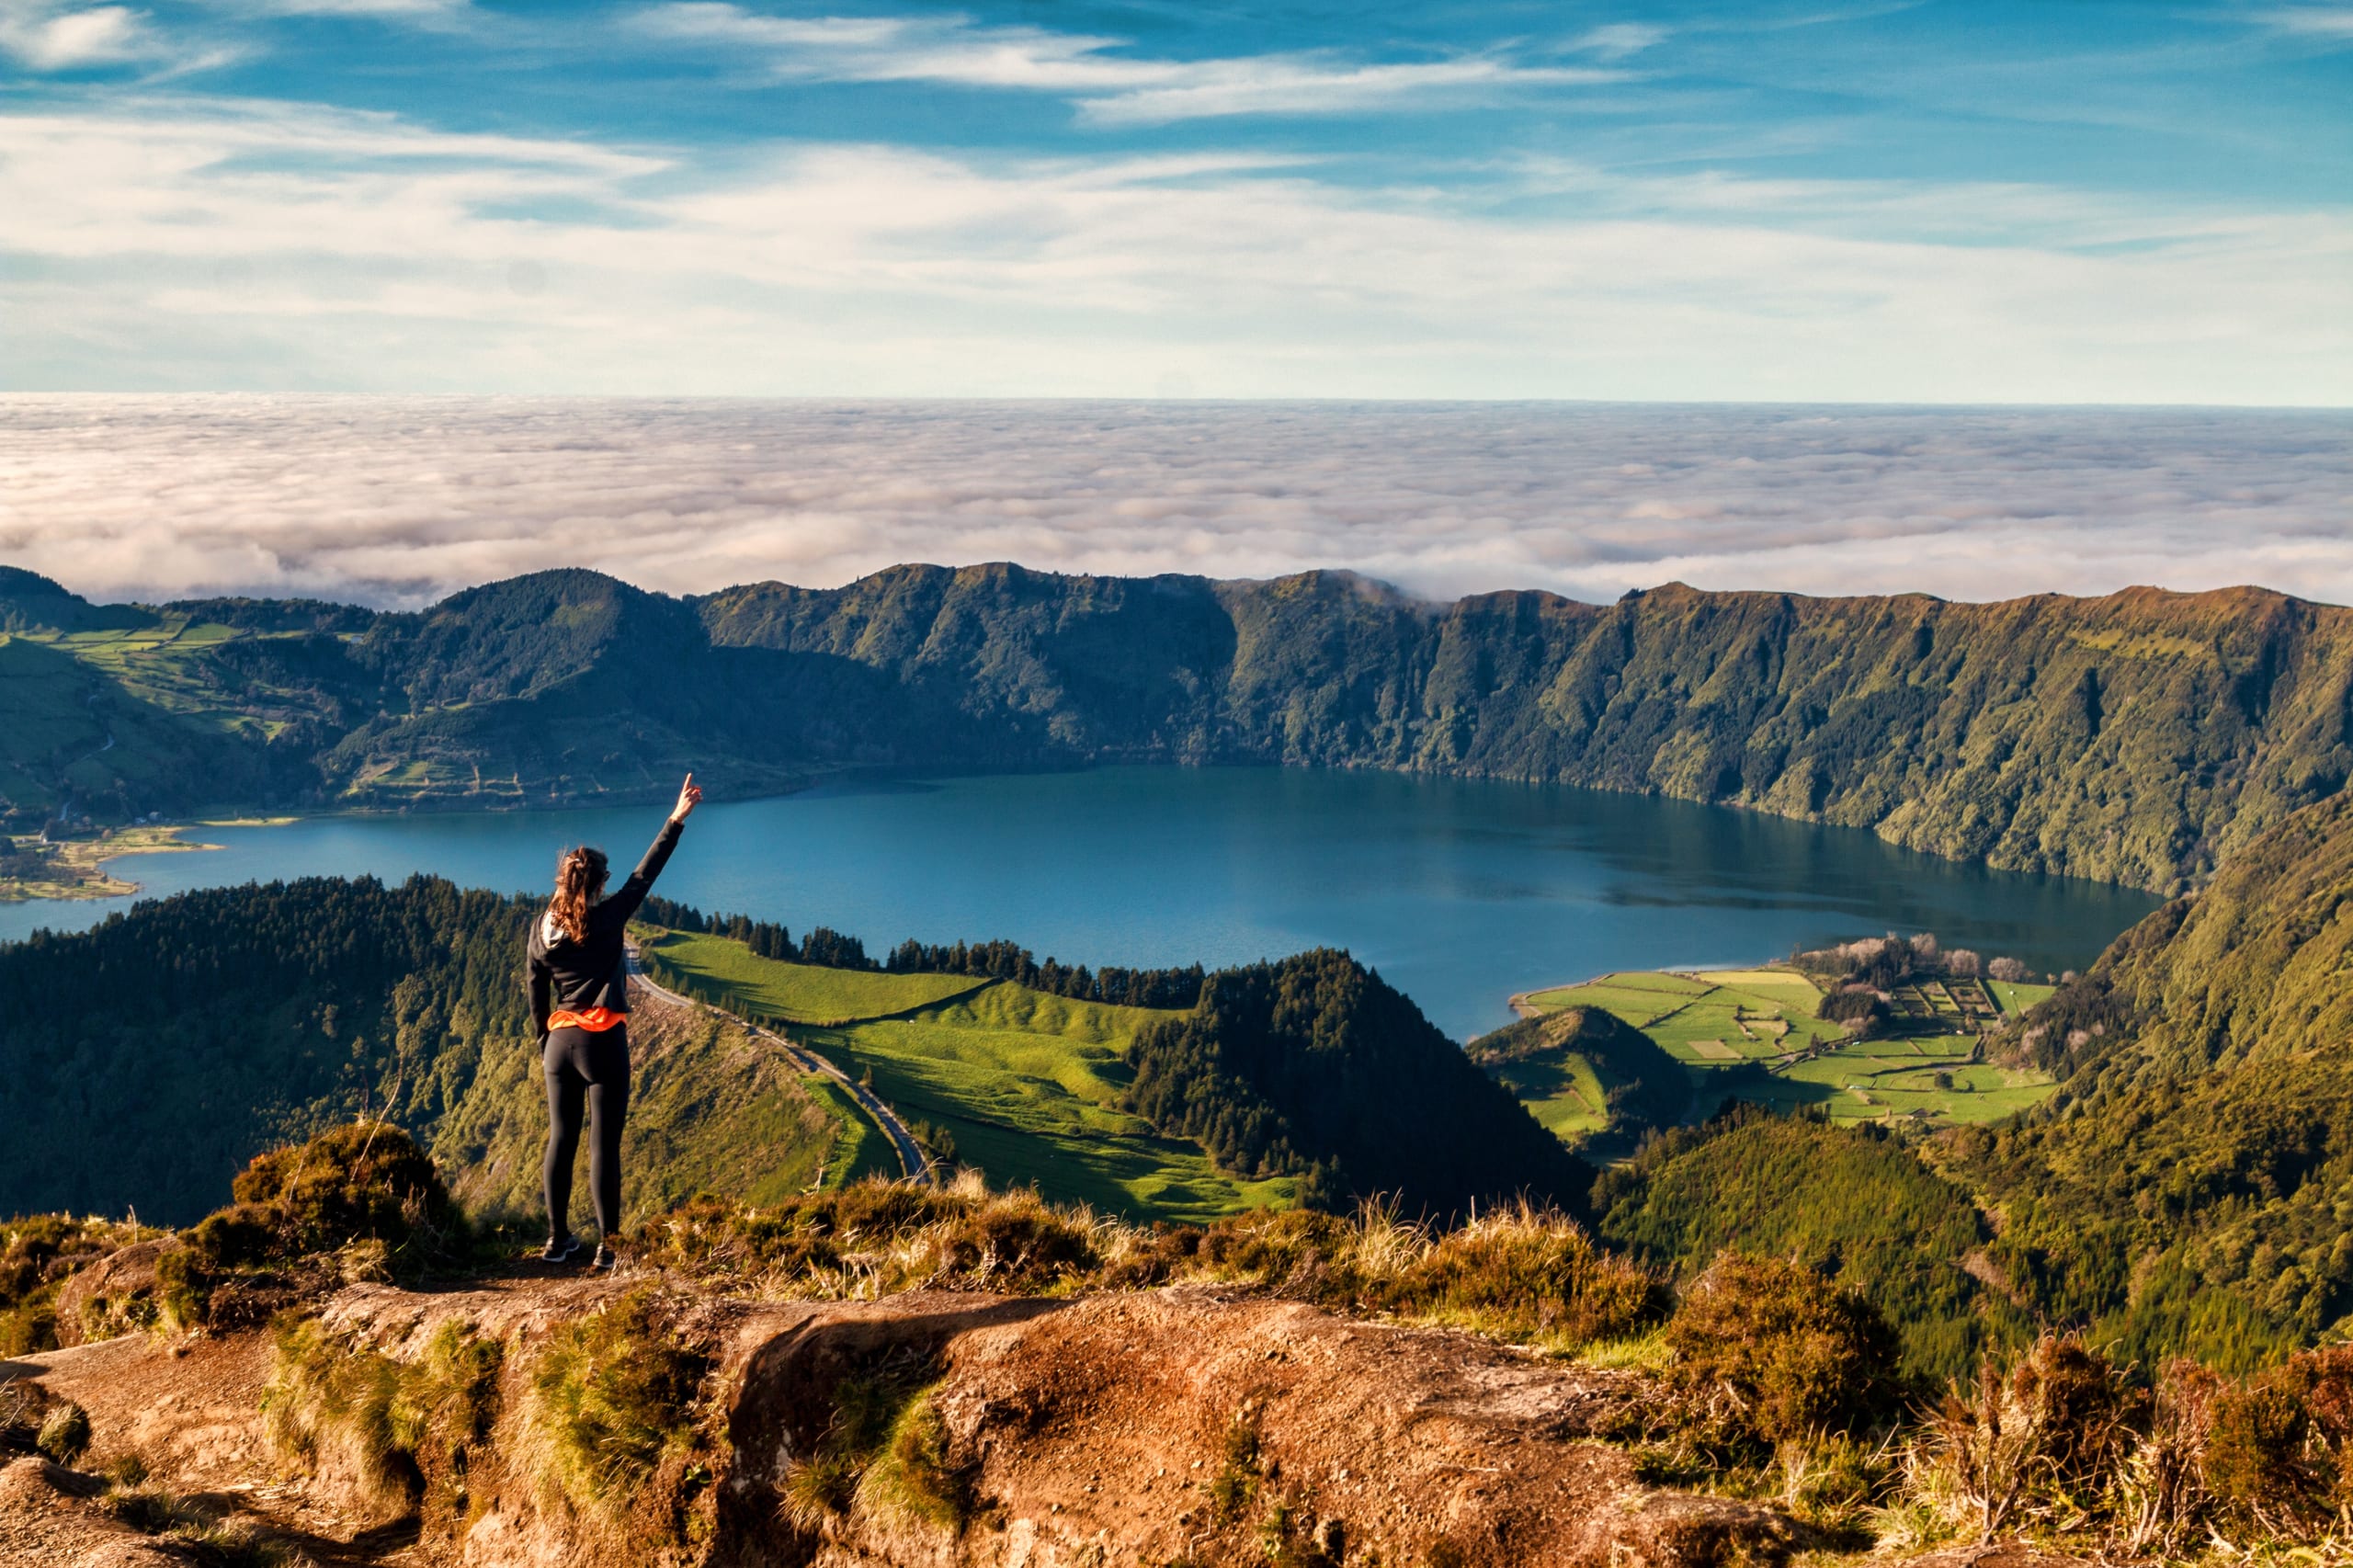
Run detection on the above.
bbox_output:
[624,941,932,1184]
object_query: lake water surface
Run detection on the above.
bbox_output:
[2,767,2163,1040]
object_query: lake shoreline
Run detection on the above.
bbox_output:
[0,767,2159,1040]
[0,824,236,903]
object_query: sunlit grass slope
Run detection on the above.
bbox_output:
[1987,979,2057,1015]
[435,1003,876,1220]
[1505,1049,1613,1140]
[640,929,987,1022]
[634,927,1295,1223]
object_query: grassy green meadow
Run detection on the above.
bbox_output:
[1502,1048,1613,1140]
[1522,964,2059,1130]
[638,930,989,1022]
[636,928,1296,1222]
[1987,978,2058,1015]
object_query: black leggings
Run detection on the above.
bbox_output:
[543,1023,631,1241]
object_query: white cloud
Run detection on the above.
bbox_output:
[2,400,2348,612]
[0,98,2345,405]
[1073,56,1621,127]
[259,0,464,11]
[631,4,1623,123]
[210,0,469,18]
[1571,22,1668,60]
[0,0,245,74]
[2256,6,2353,38]
[0,1,150,68]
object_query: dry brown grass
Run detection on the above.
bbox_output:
[636,1177,1664,1353]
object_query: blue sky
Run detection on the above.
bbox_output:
[3,0,2348,400]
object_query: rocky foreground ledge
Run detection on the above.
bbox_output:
[0,1273,1828,1568]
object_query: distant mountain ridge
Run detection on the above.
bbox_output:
[7,562,2353,889]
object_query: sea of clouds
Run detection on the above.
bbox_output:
[3,397,2347,609]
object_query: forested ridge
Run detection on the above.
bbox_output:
[1932,788,2353,1369]
[0,876,533,1219]
[1121,949,1595,1218]
[10,562,2353,889]
[1595,1109,2026,1381]
[0,876,849,1225]
[1467,1004,1689,1137]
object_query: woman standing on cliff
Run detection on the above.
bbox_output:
[528,772,702,1268]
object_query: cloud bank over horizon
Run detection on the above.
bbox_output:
[4,399,2348,612]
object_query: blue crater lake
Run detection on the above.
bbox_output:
[2,767,2163,1040]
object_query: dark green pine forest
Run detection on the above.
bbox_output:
[9,559,2353,890]
[1122,950,1594,1216]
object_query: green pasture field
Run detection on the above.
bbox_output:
[1524,970,1709,1021]
[813,985,1296,1222]
[22,619,278,723]
[637,928,1294,1223]
[1989,980,2058,1015]
[1495,1049,1613,1141]
[1742,1038,2052,1124]
[640,928,990,1023]
[1523,962,2059,1131]
[1539,969,1847,1065]
[1693,969,1824,1013]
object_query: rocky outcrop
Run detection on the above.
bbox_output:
[6,1276,1802,1568]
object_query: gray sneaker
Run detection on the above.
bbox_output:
[538,1234,583,1264]
[590,1242,620,1272]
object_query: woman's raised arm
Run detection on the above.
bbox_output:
[606,773,700,922]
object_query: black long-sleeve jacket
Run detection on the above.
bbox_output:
[527,816,683,1041]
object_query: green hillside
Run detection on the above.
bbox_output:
[644,930,1588,1221]
[1595,1110,2029,1381]
[637,927,1289,1222]
[1939,789,2353,1369]
[1467,1004,1688,1147]
[7,562,2353,890]
[0,877,860,1228]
